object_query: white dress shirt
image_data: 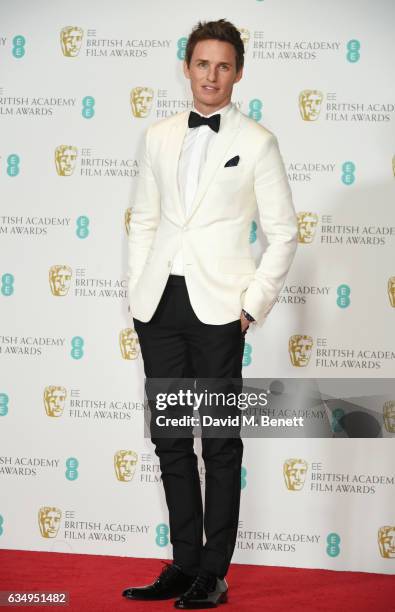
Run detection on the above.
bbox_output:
[170,101,232,276]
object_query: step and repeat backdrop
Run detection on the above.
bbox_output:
[1,0,394,574]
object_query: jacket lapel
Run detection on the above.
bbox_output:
[185,103,241,223]
[167,103,242,224]
[167,111,190,222]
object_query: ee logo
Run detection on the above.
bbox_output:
[248,99,263,122]
[7,154,20,177]
[249,220,257,243]
[177,38,187,60]
[76,216,90,239]
[241,466,247,489]
[341,161,355,186]
[12,35,25,58]
[243,343,252,367]
[82,96,95,119]
[1,274,14,296]
[155,523,169,547]
[326,532,341,557]
[346,40,360,63]
[65,457,79,481]
[71,336,84,360]
[337,284,350,308]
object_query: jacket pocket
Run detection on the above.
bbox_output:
[215,166,245,183]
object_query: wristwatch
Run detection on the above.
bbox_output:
[242,309,255,323]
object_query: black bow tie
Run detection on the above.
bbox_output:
[188,110,221,133]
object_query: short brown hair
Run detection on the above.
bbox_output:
[185,19,244,73]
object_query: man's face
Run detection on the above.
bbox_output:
[183,39,243,114]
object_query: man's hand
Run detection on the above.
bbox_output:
[240,312,250,333]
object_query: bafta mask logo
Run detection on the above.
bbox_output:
[297,212,318,244]
[38,506,62,538]
[55,145,78,176]
[125,207,132,235]
[283,458,308,491]
[299,89,323,121]
[60,26,83,57]
[130,87,154,118]
[289,335,313,367]
[49,265,72,296]
[238,28,250,52]
[119,328,140,360]
[378,526,395,558]
[387,277,395,307]
[44,386,67,417]
[114,450,138,482]
[383,401,395,433]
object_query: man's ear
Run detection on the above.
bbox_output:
[183,60,191,79]
[234,67,243,84]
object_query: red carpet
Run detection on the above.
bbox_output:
[0,550,392,611]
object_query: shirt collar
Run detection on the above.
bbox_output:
[191,101,233,119]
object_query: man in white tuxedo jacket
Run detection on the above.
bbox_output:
[127,92,297,328]
[123,19,297,609]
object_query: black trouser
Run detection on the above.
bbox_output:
[133,274,246,579]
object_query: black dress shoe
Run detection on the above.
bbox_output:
[122,562,196,600]
[174,574,228,609]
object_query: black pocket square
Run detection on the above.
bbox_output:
[224,155,240,167]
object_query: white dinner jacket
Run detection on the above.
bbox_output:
[127,102,298,327]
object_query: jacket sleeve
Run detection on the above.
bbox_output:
[127,125,161,295]
[242,133,298,326]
